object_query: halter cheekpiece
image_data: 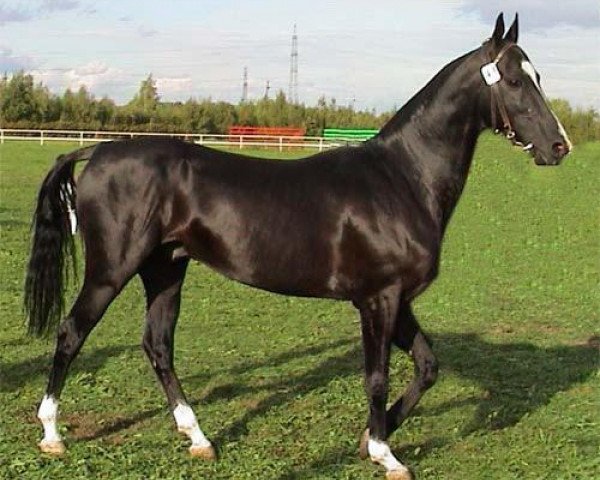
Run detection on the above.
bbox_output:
[481,42,518,141]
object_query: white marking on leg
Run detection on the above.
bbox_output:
[368,438,409,474]
[37,395,62,443]
[173,403,211,448]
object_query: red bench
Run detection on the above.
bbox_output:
[228,126,306,140]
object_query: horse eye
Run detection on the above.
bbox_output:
[507,79,522,88]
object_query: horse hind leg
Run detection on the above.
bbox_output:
[38,275,127,454]
[37,232,156,455]
[138,247,215,460]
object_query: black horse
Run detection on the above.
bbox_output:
[24,14,570,480]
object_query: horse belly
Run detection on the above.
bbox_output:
[171,204,336,298]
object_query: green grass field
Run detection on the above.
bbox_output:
[0,137,598,479]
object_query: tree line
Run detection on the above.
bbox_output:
[1,72,598,144]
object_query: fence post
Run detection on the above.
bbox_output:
[0,129,3,144]
[239,135,243,149]
[199,134,204,145]
[40,131,44,146]
[319,137,323,152]
[79,131,84,146]
[279,136,283,152]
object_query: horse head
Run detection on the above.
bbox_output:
[481,13,572,166]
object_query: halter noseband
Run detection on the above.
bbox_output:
[482,42,517,140]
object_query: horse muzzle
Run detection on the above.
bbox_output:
[533,140,570,166]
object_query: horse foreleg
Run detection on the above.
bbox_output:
[381,304,438,440]
[139,251,215,460]
[357,286,413,480]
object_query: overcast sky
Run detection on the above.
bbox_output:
[0,0,598,111]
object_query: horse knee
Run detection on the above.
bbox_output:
[412,332,438,390]
[142,329,171,369]
[419,356,438,390]
[366,371,388,399]
[55,318,83,357]
[142,331,161,361]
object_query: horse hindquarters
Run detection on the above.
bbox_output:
[38,155,166,454]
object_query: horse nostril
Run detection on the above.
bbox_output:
[552,142,569,157]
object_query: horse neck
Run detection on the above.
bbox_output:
[376,50,486,232]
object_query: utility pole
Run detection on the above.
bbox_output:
[241,66,248,102]
[264,80,271,99]
[289,24,298,104]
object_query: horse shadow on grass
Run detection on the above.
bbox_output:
[75,331,596,466]
[72,337,360,441]
[276,332,598,479]
[428,333,598,435]
[0,344,138,393]
[9,330,596,477]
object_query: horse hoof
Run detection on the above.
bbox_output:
[386,469,413,480]
[39,440,66,456]
[359,428,370,459]
[189,444,217,460]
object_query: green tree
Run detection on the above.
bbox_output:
[130,74,159,112]
[95,97,115,128]
[60,88,76,127]
[0,71,42,125]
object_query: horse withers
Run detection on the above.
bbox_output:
[24,13,570,480]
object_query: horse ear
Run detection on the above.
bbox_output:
[504,13,519,43]
[491,13,505,45]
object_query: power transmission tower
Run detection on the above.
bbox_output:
[289,24,298,104]
[241,66,248,102]
[264,80,271,99]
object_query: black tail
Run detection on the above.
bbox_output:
[24,145,98,336]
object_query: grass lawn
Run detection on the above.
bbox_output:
[0,136,598,479]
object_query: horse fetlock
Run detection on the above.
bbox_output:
[37,395,58,420]
[173,403,212,449]
[368,438,410,477]
[173,403,198,429]
[38,394,63,448]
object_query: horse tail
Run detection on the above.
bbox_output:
[24,144,98,336]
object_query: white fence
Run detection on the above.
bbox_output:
[0,129,350,152]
